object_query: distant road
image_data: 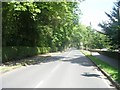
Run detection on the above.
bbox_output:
[2,48,116,88]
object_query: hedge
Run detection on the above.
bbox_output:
[2,46,51,62]
[88,49,120,60]
[98,51,120,60]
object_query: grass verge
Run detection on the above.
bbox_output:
[81,50,120,84]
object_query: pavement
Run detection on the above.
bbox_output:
[91,52,118,69]
[1,48,116,88]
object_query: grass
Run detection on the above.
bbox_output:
[81,50,120,84]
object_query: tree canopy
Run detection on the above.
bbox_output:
[2,2,81,51]
[2,1,112,62]
[99,0,120,50]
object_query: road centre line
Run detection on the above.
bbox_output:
[34,63,61,88]
[34,80,44,88]
[34,51,72,88]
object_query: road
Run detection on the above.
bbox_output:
[2,48,116,88]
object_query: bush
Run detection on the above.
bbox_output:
[98,51,120,60]
[2,46,51,63]
[50,46,58,52]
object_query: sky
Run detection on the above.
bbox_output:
[79,0,116,31]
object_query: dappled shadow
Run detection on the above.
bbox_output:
[62,56,94,67]
[3,50,95,68]
[35,55,64,63]
[2,52,95,68]
[2,54,65,66]
[81,72,101,78]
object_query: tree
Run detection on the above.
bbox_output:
[2,2,81,51]
[99,0,120,50]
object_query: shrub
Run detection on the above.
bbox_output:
[2,46,51,62]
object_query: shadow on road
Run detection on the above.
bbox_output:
[4,52,95,68]
[62,56,94,67]
[81,72,101,78]
[3,55,65,66]
[3,50,95,69]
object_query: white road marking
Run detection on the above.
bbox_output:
[34,50,113,88]
[34,50,71,88]
[34,80,44,88]
[34,63,61,88]
[51,64,60,73]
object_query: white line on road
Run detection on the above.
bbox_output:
[34,64,61,88]
[34,51,72,88]
[51,64,60,73]
[34,80,44,88]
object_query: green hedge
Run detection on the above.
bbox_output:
[2,46,51,62]
[98,51,120,60]
[88,49,120,60]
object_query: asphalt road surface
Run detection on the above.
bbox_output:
[2,48,116,88]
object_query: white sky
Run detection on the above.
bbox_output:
[79,0,116,30]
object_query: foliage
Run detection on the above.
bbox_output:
[71,24,110,49]
[2,2,80,48]
[2,46,51,62]
[98,51,120,60]
[2,2,81,62]
[2,1,111,62]
[99,0,120,50]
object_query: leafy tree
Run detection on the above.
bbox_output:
[2,2,81,51]
[71,24,110,50]
[99,0,120,50]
